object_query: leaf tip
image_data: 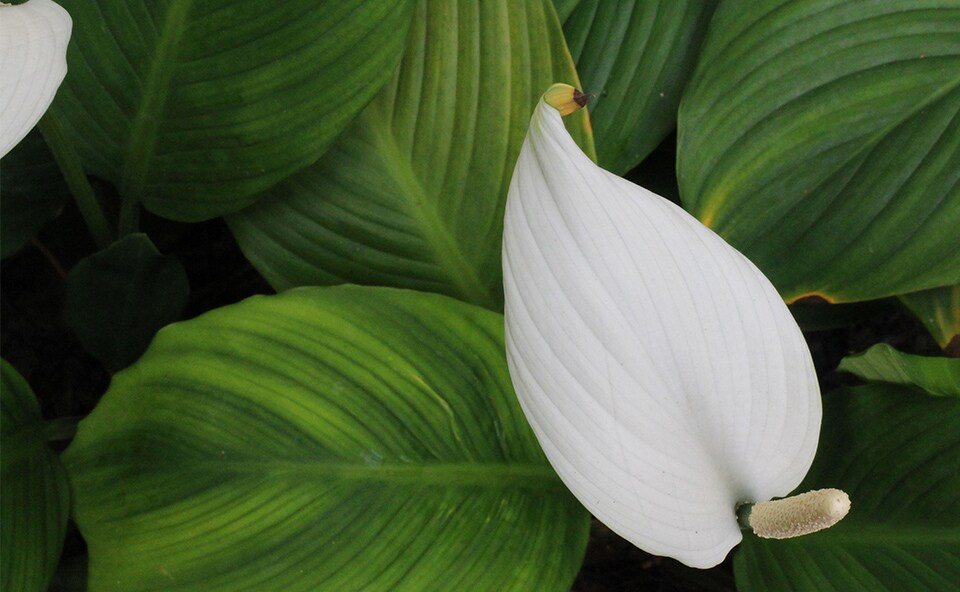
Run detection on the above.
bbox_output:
[544,83,587,116]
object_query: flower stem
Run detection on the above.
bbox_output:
[38,111,114,249]
[118,197,141,237]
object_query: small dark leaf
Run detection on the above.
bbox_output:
[66,233,189,371]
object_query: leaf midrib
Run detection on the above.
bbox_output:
[99,458,565,490]
[367,116,499,309]
[119,0,195,202]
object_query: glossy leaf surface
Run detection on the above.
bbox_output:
[63,286,590,592]
[228,0,594,310]
[51,0,414,221]
[678,0,960,302]
[563,0,715,172]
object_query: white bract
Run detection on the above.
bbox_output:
[502,84,822,568]
[0,0,72,158]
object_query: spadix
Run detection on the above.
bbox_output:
[502,84,843,568]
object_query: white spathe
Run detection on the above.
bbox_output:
[0,0,72,158]
[502,87,821,568]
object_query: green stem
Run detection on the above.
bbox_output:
[37,111,114,249]
[118,197,141,236]
[736,502,754,530]
[44,416,81,442]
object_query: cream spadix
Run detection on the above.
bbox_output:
[503,84,829,568]
[0,0,72,158]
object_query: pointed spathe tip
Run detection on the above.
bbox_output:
[543,83,587,117]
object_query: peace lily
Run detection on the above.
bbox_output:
[0,0,71,158]
[502,84,849,568]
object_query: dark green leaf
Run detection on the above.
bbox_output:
[839,343,960,397]
[734,383,960,591]
[52,0,415,221]
[66,233,189,371]
[0,129,69,258]
[63,286,590,591]
[678,0,960,303]
[227,0,594,310]
[1,360,70,592]
[900,285,960,355]
[564,0,715,173]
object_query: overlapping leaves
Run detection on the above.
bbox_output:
[562,0,715,172]
[1,361,70,592]
[900,285,960,354]
[228,0,593,310]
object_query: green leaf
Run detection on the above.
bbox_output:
[838,343,960,397]
[66,233,189,371]
[0,129,69,258]
[678,0,960,303]
[227,0,594,310]
[62,286,590,592]
[734,383,960,591]
[1,360,70,592]
[552,0,583,22]
[900,285,960,355]
[563,0,715,173]
[51,0,415,222]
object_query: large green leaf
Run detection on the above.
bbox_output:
[0,129,69,258]
[735,383,960,591]
[227,0,594,310]
[563,0,715,173]
[838,343,960,397]
[900,285,960,355]
[51,0,414,221]
[678,0,960,303]
[1,360,70,592]
[63,286,590,591]
[66,233,190,371]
